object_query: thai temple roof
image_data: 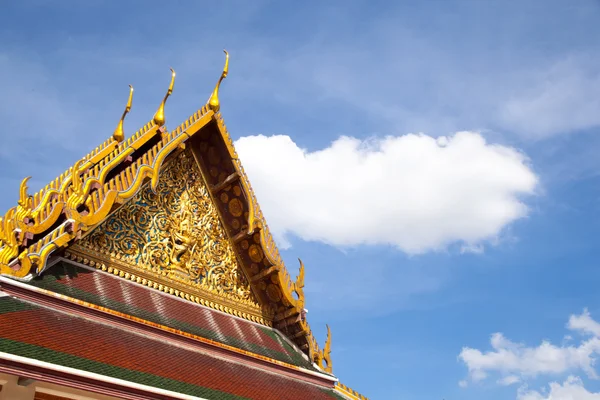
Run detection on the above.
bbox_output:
[0,52,368,399]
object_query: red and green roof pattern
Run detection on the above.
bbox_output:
[0,296,345,400]
[27,260,315,370]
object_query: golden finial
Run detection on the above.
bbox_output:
[208,50,229,112]
[153,68,176,127]
[18,177,32,209]
[113,85,134,142]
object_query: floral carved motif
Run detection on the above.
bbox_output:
[80,148,257,305]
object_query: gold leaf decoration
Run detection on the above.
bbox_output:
[80,148,258,305]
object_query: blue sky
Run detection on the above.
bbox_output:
[2,1,600,399]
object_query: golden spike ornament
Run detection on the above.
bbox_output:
[113,85,134,142]
[66,160,86,212]
[311,325,333,373]
[0,217,4,245]
[323,324,332,373]
[17,177,32,210]
[153,68,176,127]
[16,176,33,223]
[294,258,306,306]
[208,50,229,112]
[0,209,20,267]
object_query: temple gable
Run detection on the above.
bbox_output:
[0,51,371,399]
[71,147,263,318]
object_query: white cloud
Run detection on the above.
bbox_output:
[569,309,600,338]
[460,333,600,384]
[460,243,486,254]
[235,131,537,254]
[517,376,600,400]
[459,310,600,398]
[499,57,600,139]
[249,16,600,140]
[500,375,522,386]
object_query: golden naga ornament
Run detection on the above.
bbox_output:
[312,325,333,374]
[294,258,306,307]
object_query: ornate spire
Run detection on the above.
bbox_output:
[208,50,229,112]
[113,85,134,142]
[153,68,176,127]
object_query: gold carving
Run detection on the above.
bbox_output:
[64,250,270,326]
[212,113,319,353]
[323,324,332,373]
[294,258,305,307]
[66,160,86,214]
[80,148,258,306]
[17,176,33,215]
[313,325,333,374]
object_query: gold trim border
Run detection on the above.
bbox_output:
[65,247,271,327]
[335,382,369,400]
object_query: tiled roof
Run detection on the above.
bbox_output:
[0,55,335,383]
[28,260,315,370]
[0,296,344,400]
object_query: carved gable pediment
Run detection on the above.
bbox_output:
[70,147,264,321]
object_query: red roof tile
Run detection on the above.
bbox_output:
[0,296,341,400]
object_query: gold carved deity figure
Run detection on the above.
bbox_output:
[169,205,198,275]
